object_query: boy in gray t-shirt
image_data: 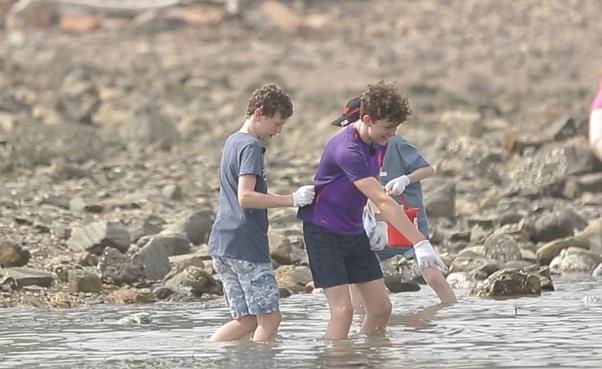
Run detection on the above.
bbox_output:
[208,84,315,341]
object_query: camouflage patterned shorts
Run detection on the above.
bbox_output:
[212,256,279,318]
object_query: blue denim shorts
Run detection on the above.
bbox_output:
[302,222,383,289]
[212,256,279,319]
[375,246,415,262]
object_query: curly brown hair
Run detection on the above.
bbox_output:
[246,84,293,119]
[360,80,411,124]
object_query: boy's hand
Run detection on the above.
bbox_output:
[413,240,448,272]
[292,185,315,207]
[384,175,410,195]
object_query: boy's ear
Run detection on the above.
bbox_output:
[253,107,263,119]
[362,114,373,126]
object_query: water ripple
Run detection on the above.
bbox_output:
[1,277,601,369]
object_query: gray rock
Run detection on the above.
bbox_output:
[446,272,477,290]
[0,241,30,267]
[131,10,186,35]
[117,312,152,325]
[274,265,312,293]
[542,115,578,142]
[162,184,183,200]
[68,269,102,293]
[424,181,456,219]
[559,248,602,274]
[154,286,177,300]
[449,253,499,274]
[470,269,541,297]
[98,248,145,285]
[121,102,180,150]
[165,253,206,281]
[165,266,221,296]
[575,173,602,193]
[153,232,191,256]
[279,287,292,298]
[510,141,593,196]
[132,238,171,281]
[536,235,591,266]
[380,255,422,293]
[68,221,131,254]
[9,122,104,167]
[174,211,214,246]
[129,215,166,243]
[0,267,53,288]
[532,210,587,243]
[269,232,307,265]
[483,232,522,264]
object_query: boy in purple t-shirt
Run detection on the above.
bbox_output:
[298,81,446,340]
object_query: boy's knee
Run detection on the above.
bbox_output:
[332,303,354,321]
[257,310,281,326]
[376,300,392,318]
[238,315,258,329]
[367,299,391,320]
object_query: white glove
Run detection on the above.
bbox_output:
[414,240,448,272]
[384,175,411,195]
[292,185,315,207]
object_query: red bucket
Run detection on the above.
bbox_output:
[386,197,419,248]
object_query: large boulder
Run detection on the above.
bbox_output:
[68,269,102,293]
[274,265,312,293]
[470,269,541,298]
[98,248,145,285]
[380,255,421,293]
[68,221,131,255]
[532,210,587,243]
[509,140,593,196]
[269,231,307,265]
[483,232,522,264]
[424,180,456,219]
[164,266,221,296]
[558,248,602,274]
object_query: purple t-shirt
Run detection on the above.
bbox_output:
[298,124,386,235]
[592,87,602,111]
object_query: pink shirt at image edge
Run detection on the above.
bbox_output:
[592,88,602,110]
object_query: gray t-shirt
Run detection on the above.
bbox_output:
[208,132,270,263]
[379,136,430,237]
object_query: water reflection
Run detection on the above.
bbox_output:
[391,302,451,331]
[1,278,601,369]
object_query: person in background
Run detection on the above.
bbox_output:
[333,97,456,304]
[298,81,447,340]
[208,84,315,342]
[589,66,602,162]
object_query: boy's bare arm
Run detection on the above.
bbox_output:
[238,174,294,209]
[407,165,435,183]
[354,177,425,245]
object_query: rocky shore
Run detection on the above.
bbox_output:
[0,0,601,309]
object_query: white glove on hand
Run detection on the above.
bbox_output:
[292,185,315,207]
[414,240,448,272]
[384,175,411,195]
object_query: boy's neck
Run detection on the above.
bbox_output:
[240,117,258,138]
[353,121,373,144]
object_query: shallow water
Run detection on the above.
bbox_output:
[1,277,601,369]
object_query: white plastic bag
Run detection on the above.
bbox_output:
[363,204,388,251]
